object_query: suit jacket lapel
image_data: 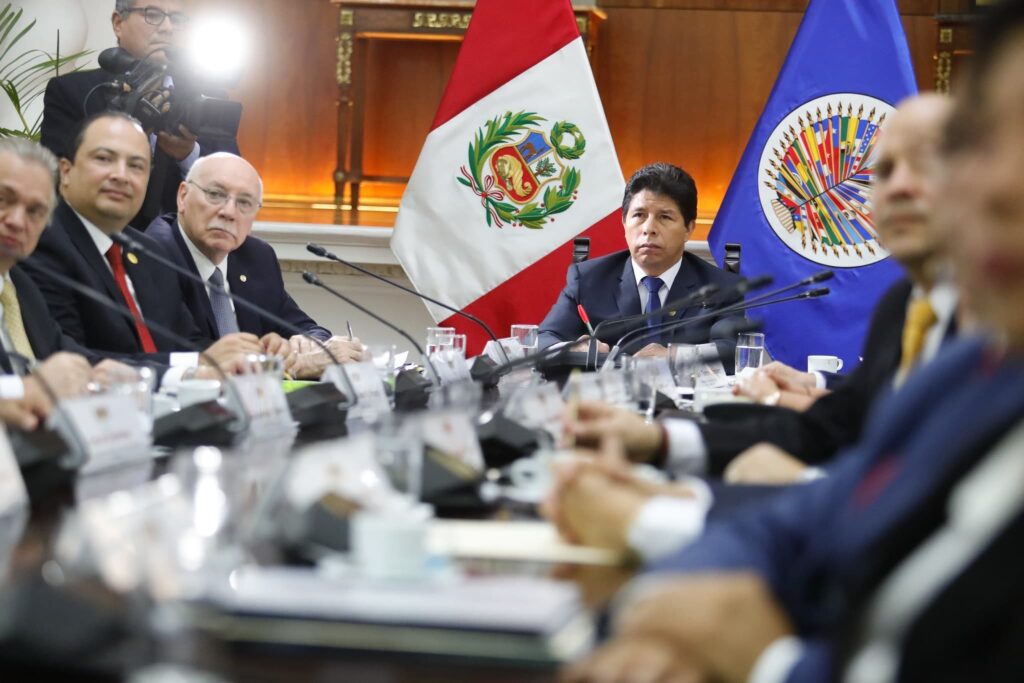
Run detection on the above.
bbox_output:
[665,253,701,320]
[616,256,641,318]
[227,255,260,334]
[171,226,219,338]
[61,204,122,303]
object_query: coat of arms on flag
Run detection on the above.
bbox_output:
[709,0,915,370]
[759,93,894,268]
[458,112,585,229]
[390,0,625,354]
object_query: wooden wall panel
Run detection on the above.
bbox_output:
[218,0,951,217]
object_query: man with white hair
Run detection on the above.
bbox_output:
[147,153,363,376]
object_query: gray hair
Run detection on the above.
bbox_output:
[185,152,264,203]
[115,0,135,13]
[0,138,59,213]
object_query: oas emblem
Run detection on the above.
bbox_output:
[758,93,894,268]
[458,111,585,228]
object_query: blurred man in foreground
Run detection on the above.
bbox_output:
[563,3,1024,680]
[0,138,128,430]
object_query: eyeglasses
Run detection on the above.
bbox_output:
[121,6,190,29]
[187,181,261,216]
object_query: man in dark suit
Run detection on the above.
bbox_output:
[40,0,240,229]
[560,95,958,489]
[563,4,1024,680]
[537,163,745,367]
[23,111,263,383]
[0,138,119,430]
[146,152,363,376]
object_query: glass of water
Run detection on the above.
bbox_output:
[425,326,456,355]
[734,332,766,375]
[510,324,540,355]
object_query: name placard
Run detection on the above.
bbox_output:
[232,374,295,435]
[483,337,525,364]
[57,393,152,473]
[417,411,484,472]
[339,362,391,423]
[429,351,473,385]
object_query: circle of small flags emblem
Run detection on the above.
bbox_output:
[757,93,894,268]
[457,111,584,229]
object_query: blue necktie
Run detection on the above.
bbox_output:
[641,276,665,326]
[208,269,239,337]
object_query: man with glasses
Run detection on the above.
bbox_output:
[24,112,264,382]
[40,0,241,229]
[147,154,364,377]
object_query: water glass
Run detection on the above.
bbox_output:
[631,357,662,421]
[667,343,700,390]
[425,326,456,355]
[451,334,467,357]
[366,343,397,383]
[734,332,766,375]
[510,324,539,355]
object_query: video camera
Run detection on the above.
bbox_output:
[92,46,242,141]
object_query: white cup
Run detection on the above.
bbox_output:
[807,355,844,374]
[177,379,222,408]
[351,505,433,580]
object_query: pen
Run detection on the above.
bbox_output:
[576,304,595,336]
[346,321,354,340]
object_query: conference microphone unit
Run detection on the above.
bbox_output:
[21,259,251,446]
[302,272,436,410]
[598,274,774,367]
[110,234,353,433]
[306,243,510,363]
[617,287,831,357]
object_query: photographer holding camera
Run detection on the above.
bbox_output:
[41,0,241,230]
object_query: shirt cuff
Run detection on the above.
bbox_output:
[663,418,708,474]
[812,371,827,390]
[0,375,25,400]
[177,141,201,172]
[748,636,805,683]
[170,352,199,368]
[626,479,714,562]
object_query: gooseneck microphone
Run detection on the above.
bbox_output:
[306,243,510,363]
[301,271,441,385]
[111,233,342,368]
[23,259,252,435]
[616,287,831,357]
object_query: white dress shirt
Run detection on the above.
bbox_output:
[177,222,234,314]
[631,256,683,312]
[75,211,198,382]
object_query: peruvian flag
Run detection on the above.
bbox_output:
[390,0,625,354]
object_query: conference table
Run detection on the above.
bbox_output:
[2,417,635,681]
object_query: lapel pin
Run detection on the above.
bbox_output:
[127,252,139,265]
[239,274,248,283]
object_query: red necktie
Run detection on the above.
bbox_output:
[104,243,157,353]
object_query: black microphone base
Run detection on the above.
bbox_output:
[393,369,431,412]
[286,383,349,444]
[477,413,542,469]
[537,351,609,386]
[152,400,239,448]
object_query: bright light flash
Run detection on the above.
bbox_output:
[187,14,249,82]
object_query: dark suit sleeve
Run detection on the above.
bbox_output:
[40,77,81,160]
[537,263,585,349]
[697,281,909,474]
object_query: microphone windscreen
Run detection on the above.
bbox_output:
[98,47,137,75]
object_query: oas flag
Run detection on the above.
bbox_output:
[709,0,916,371]
[390,0,624,354]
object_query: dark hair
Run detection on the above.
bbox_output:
[972,0,1024,82]
[621,162,698,225]
[67,111,145,162]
